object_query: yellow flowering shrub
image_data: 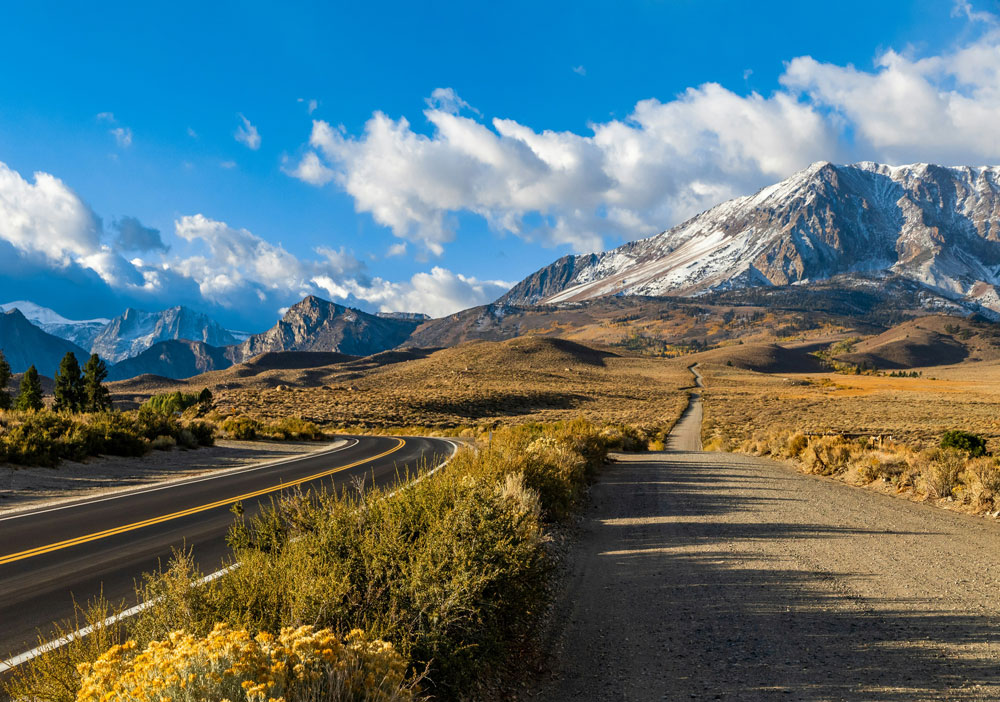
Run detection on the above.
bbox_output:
[76,623,414,702]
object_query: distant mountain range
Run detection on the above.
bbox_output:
[500,161,1000,318]
[0,297,426,382]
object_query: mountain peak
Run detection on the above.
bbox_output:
[500,161,1000,315]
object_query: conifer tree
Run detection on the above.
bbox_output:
[0,349,11,411]
[83,353,112,412]
[53,352,85,413]
[15,365,44,411]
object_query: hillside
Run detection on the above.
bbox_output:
[832,315,1000,369]
[0,309,91,376]
[500,162,1000,317]
[110,337,693,429]
[106,339,234,381]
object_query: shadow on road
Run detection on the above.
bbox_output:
[535,452,1000,701]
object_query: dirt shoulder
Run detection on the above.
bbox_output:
[0,440,333,516]
[534,448,1000,700]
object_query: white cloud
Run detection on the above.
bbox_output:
[110,126,133,148]
[220,160,237,169]
[187,126,198,138]
[287,11,1000,259]
[0,162,103,264]
[572,65,586,76]
[781,30,1000,164]
[386,242,407,257]
[234,113,261,150]
[298,85,833,256]
[344,267,512,318]
[285,151,334,185]
[96,112,116,123]
[298,98,319,114]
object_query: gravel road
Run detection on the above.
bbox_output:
[534,384,1000,700]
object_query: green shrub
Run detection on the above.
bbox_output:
[264,417,324,441]
[150,435,176,451]
[220,415,261,440]
[940,430,988,458]
[141,390,212,416]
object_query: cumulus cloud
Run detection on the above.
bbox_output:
[0,162,104,264]
[113,216,168,252]
[293,85,833,256]
[284,151,334,185]
[285,7,1000,259]
[781,30,1000,164]
[234,113,261,150]
[0,156,505,322]
[337,267,512,318]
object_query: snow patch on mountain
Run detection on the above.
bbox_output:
[501,161,1000,314]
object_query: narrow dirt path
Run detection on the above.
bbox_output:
[666,365,703,451]
[534,371,1000,700]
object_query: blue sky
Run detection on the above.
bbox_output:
[1,0,998,331]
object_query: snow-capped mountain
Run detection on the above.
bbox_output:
[499,161,1000,314]
[0,300,110,350]
[91,306,241,363]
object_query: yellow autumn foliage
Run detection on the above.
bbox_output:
[76,623,414,702]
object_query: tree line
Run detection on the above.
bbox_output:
[0,350,111,413]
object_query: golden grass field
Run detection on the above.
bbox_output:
[699,360,1000,451]
[114,337,694,433]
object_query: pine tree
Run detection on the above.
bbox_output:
[15,365,44,411]
[0,349,11,411]
[53,352,85,413]
[82,353,112,412]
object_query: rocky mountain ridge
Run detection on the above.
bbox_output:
[500,161,1000,316]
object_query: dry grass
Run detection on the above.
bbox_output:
[113,338,693,433]
[700,361,1000,452]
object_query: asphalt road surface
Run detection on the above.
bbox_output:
[0,435,455,666]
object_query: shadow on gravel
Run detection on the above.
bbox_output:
[538,453,1000,701]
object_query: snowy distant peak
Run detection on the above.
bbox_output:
[0,300,111,350]
[0,300,109,327]
[91,305,240,363]
[498,160,1000,314]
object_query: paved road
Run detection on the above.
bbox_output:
[536,376,1000,700]
[0,435,454,665]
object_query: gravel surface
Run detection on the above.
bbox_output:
[534,389,1000,700]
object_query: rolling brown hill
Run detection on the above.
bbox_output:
[110,337,692,430]
[834,315,1000,369]
[689,343,827,373]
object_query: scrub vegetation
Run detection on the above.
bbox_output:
[5,419,626,701]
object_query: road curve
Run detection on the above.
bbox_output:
[0,435,455,665]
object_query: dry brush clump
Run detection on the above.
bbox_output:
[709,424,1000,516]
[5,419,616,702]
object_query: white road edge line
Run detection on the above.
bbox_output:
[0,439,357,523]
[0,438,461,674]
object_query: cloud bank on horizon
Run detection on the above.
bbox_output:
[4,2,1000,328]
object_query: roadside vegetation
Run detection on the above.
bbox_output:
[705,425,1000,517]
[0,350,215,469]
[6,419,626,701]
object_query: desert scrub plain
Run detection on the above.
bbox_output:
[699,359,1000,519]
[111,338,694,434]
[6,420,619,701]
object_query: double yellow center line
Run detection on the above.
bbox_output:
[0,439,405,567]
